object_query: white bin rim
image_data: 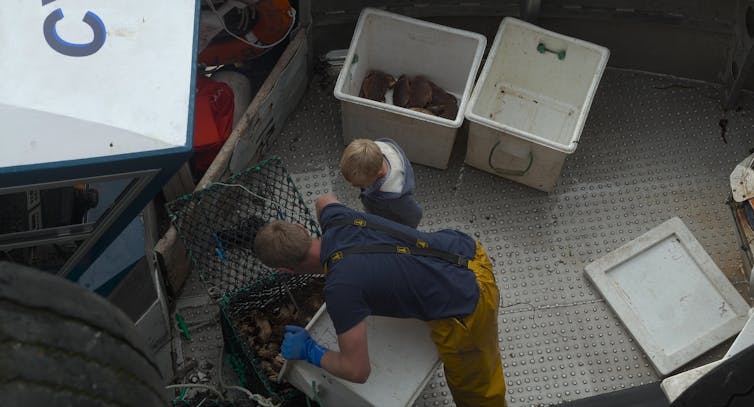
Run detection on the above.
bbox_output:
[278,304,441,406]
[334,7,487,129]
[464,17,610,154]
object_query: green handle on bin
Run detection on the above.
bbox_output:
[488,140,534,176]
[537,42,566,60]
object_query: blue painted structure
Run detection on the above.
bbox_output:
[0,0,201,282]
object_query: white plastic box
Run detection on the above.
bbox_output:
[584,217,750,375]
[465,17,609,191]
[334,8,486,169]
[279,306,441,407]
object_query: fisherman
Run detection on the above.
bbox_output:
[253,194,507,407]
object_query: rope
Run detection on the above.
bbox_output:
[217,338,281,407]
[165,384,224,400]
[210,182,286,215]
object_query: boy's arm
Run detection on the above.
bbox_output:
[316,194,341,217]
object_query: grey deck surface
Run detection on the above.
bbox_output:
[274,67,754,406]
[177,68,754,406]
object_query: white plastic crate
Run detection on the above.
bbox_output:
[465,17,609,191]
[334,8,486,169]
[279,306,440,406]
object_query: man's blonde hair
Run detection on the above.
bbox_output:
[253,220,311,268]
[340,139,383,185]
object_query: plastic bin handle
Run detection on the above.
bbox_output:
[488,140,534,176]
[537,42,566,60]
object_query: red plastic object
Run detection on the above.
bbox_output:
[198,0,294,65]
[193,76,235,172]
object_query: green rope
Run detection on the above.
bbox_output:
[175,313,190,341]
[170,387,188,405]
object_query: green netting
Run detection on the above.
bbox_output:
[166,156,321,299]
[166,157,324,403]
[219,273,325,403]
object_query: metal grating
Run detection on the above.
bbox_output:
[260,67,754,406]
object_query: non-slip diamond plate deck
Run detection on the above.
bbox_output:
[259,67,754,406]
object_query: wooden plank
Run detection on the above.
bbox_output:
[312,0,520,25]
[722,0,754,109]
[142,200,159,252]
[154,226,192,296]
[736,206,754,248]
[299,0,312,29]
[161,163,195,203]
[734,205,754,274]
[156,29,310,294]
[311,0,735,29]
[198,28,309,187]
[141,199,173,349]
[228,35,309,172]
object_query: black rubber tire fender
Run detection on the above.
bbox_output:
[0,261,169,407]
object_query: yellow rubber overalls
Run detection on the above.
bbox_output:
[427,241,507,407]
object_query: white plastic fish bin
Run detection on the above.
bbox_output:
[279,306,441,407]
[465,17,609,191]
[334,8,486,169]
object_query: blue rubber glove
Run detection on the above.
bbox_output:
[282,325,328,367]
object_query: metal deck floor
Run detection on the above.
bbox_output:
[267,67,754,406]
[174,68,754,406]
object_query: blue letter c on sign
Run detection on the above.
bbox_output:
[43,8,106,57]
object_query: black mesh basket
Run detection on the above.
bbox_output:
[220,272,325,403]
[166,157,324,403]
[166,156,321,300]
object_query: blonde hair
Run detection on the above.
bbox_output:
[253,220,311,268]
[340,139,383,185]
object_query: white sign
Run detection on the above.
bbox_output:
[0,0,198,168]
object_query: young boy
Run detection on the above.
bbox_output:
[340,138,423,228]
